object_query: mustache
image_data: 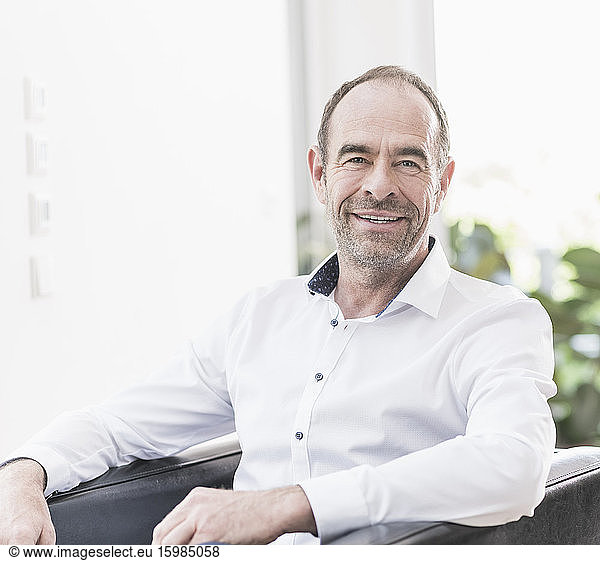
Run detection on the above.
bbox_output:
[342,197,419,218]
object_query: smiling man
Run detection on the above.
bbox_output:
[0,66,556,546]
[309,72,454,319]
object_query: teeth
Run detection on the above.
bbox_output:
[357,214,400,223]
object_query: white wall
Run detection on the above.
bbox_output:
[0,1,296,456]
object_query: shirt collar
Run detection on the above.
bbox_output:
[306,235,451,319]
[390,236,451,318]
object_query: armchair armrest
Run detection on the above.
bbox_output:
[48,435,241,545]
[327,447,600,544]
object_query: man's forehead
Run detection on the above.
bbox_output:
[328,80,437,146]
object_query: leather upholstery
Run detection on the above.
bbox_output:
[47,444,600,544]
[48,439,241,545]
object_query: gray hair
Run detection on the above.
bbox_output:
[317,65,450,174]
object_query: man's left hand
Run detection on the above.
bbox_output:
[151,485,317,545]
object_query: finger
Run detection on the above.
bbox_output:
[160,519,197,545]
[153,487,209,544]
[37,522,56,545]
[152,505,189,544]
[153,513,189,544]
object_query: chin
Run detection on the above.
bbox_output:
[346,247,409,271]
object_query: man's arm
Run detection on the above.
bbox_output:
[0,459,54,545]
[298,298,557,542]
[0,294,249,544]
[0,338,235,544]
[3,288,252,498]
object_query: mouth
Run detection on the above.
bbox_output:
[355,214,400,224]
[352,213,403,225]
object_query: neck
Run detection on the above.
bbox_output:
[334,240,429,320]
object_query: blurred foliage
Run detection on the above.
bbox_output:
[449,222,511,286]
[450,221,600,446]
[296,211,334,275]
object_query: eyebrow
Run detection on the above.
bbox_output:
[336,143,374,161]
[336,143,431,165]
[393,146,430,164]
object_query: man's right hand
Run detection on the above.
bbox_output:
[0,459,56,544]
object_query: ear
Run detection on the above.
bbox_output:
[433,157,455,214]
[307,145,327,205]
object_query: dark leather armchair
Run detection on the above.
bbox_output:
[47,437,600,545]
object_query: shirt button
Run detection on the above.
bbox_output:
[295,431,304,440]
[330,318,338,327]
[315,373,323,382]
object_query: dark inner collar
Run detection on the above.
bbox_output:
[307,254,339,296]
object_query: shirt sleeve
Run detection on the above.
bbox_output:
[299,297,557,542]
[6,294,249,496]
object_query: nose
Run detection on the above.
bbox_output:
[361,161,399,200]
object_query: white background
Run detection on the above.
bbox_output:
[0,1,297,455]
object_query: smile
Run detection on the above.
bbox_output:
[354,214,401,224]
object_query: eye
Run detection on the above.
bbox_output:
[343,156,369,165]
[396,160,422,173]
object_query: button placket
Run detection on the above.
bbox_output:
[289,321,359,482]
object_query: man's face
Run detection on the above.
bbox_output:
[310,81,454,271]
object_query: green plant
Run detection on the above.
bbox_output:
[532,248,600,445]
[449,221,600,445]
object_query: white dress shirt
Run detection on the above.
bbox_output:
[9,237,557,544]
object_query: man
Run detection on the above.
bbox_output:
[0,66,556,545]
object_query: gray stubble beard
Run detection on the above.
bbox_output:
[325,194,423,276]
